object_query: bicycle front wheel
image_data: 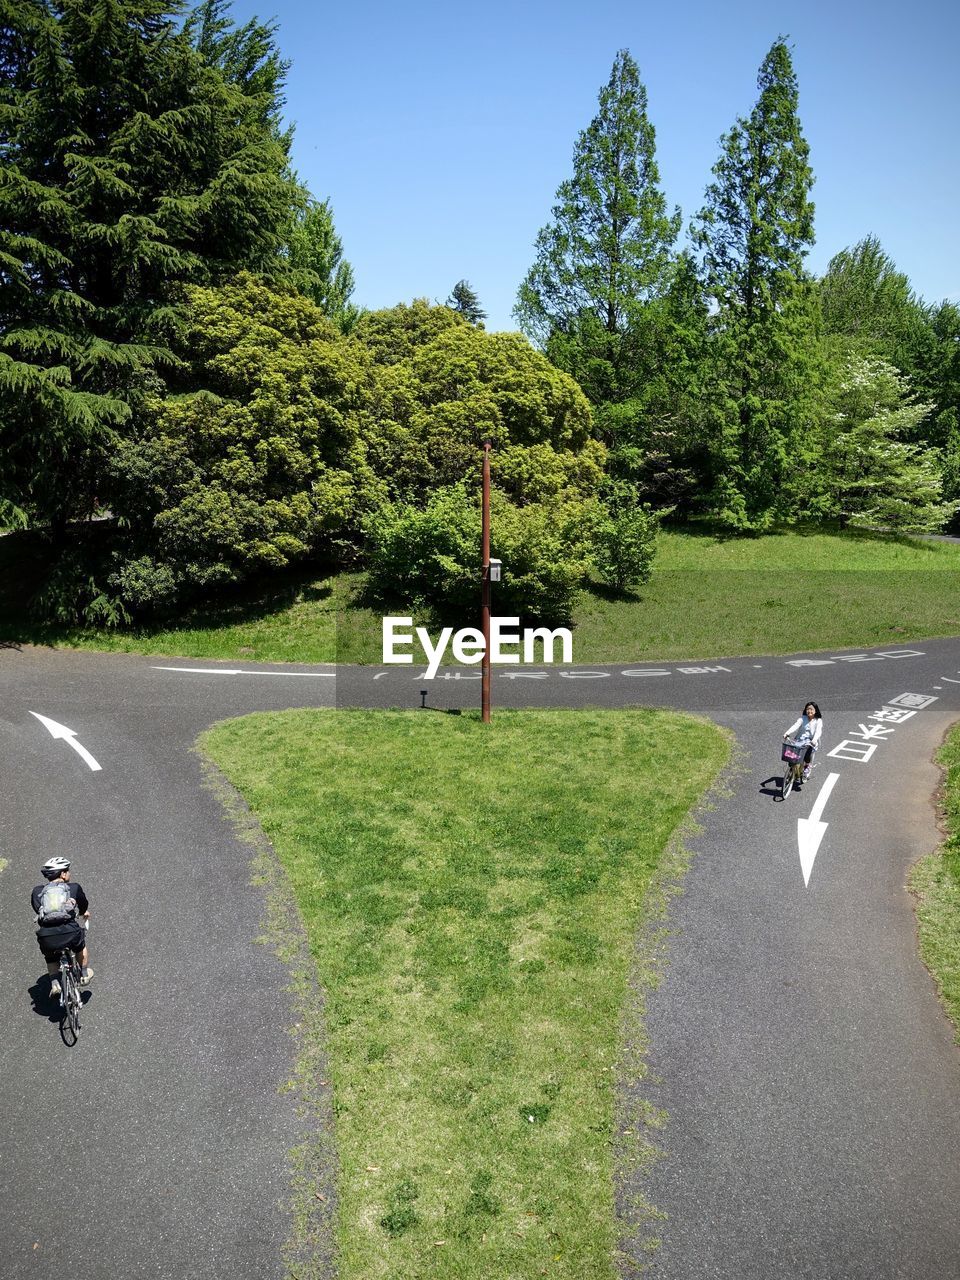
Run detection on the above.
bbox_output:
[782,764,795,799]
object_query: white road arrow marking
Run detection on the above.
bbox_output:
[151,666,334,678]
[797,772,839,887]
[29,712,102,772]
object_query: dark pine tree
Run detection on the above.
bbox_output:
[446,279,486,326]
[0,0,297,539]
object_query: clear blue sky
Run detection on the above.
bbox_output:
[229,0,959,332]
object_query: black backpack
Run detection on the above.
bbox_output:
[37,881,77,926]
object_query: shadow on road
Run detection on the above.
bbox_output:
[759,773,803,802]
[27,976,92,1026]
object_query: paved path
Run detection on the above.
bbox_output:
[2,640,959,1277]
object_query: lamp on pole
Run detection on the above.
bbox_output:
[481,441,491,723]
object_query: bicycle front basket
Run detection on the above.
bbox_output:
[781,743,803,763]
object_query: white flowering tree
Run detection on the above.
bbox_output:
[810,356,958,532]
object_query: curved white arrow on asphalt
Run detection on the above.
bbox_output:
[29,712,102,772]
[797,772,839,887]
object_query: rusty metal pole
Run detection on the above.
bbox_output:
[481,441,491,723]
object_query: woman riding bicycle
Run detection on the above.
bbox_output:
[783,701,823,781]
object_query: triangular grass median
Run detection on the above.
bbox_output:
[203,708,729,1279]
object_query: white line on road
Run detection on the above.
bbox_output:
[797,772,840,888]
[152,666,335,678]
[29,712,102,772]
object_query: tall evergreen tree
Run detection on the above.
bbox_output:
[446,279,486,326]
[0,0,296,537]
[514,49,680,404]
[183,0,290,135]
[793,355,957,533]
[692,38,817,530]
[185,4,359,333]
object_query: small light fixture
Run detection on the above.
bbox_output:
[489,558,502,583]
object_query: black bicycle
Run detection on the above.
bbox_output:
[57,944,83,1043]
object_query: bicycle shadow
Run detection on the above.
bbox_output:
[27,977,92,1024]
[760,774,804,803]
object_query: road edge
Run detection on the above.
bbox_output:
[909,716,960,1046]
[613,719,742,1273]
[197,744,338,1280]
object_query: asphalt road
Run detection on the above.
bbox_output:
[2,639,960,1278]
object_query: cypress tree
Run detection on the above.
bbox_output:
[515,49,680,404]
[692,38,817,530]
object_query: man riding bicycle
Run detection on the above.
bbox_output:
[32,856,92,997]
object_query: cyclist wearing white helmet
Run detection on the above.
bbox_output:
[31,857,92,996]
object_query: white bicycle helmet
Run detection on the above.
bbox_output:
[41,856,71,879]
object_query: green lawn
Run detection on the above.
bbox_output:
[204,708,729,1280]
[4,526,960,664]
[911,723,960,1041]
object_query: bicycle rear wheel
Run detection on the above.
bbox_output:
[60,957,81,1043]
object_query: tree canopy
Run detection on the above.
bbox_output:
[0,0,298,536]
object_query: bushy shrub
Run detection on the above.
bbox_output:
[358,308,611,622]
[107,274,375,614]
[365,484,595,623]
[592,493,660,590]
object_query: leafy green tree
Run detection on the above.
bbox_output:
[819,242,960,478]
[515,49,681,404]
[285,198,359,331]
[794,356,957,532]
[106,274,371,616]
[354,298,466,365]
[359,305,610,621]
[0,0,297,540]
[921,300,960,444]
[358,310,601,507]
[185,3,360,332]
[445,279,486,326]
[819,236,926,363]
[692,38,817,530]
[593,249,710,509]
[183,0,290,134]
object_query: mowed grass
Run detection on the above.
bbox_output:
[575,527,960,661]
[4,527,960,663]
[204,708,729,1280]
[911,722,960,1040]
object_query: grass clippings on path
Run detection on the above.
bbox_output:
[203,707,729,1280]
[911,722,960,1041]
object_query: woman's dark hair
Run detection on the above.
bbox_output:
[802,701,822,719]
